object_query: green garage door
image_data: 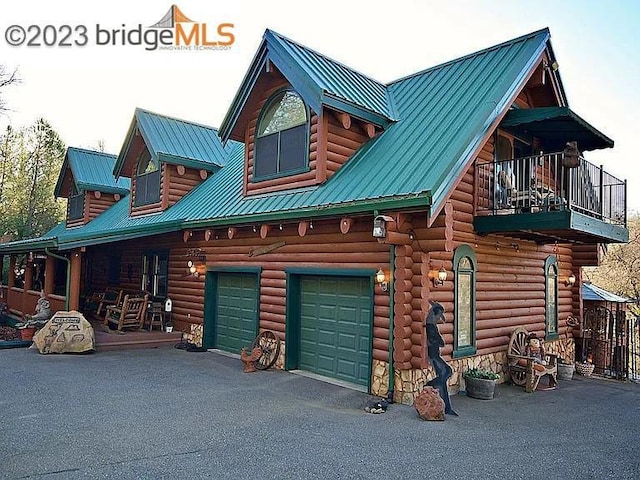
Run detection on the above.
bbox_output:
[215,272,258,353]
[299,276,372,386]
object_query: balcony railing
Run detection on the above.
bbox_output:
[476,151,626,226]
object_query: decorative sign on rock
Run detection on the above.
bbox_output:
[32,311,95,354]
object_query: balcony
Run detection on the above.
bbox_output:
[474,152,628,244]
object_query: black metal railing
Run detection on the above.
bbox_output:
[476,151,626,226]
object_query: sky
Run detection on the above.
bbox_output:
[1,0,639,212]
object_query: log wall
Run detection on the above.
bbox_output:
[415,149,577,366]
[163,164,208,209]
[179,221,392,359]
[87,191,120,222]
[324,110,370,179]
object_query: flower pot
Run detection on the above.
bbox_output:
[19,327,37,341]
[464,376,496,400]
[165,326,173,333]
[557,363,575,381]
[575,362,594,377]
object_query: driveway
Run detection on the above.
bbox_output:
[1,346,638,479]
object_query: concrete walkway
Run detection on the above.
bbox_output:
[1,346,638,479]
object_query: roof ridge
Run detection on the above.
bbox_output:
[135,107,220,133]
[68,146,116,158]
[388,27,550,86]
[265,29,388,90]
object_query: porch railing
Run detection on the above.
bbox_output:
[476,151,627,226]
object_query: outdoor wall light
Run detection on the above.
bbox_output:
[565,273,576,287]
[372,215,394,239]
[373,217,386,238]
[185,248,206,278]
[375,269,389,292]
[428,267,447,287]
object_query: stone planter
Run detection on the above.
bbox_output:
[557,362,575,381]
[464,376,496,400]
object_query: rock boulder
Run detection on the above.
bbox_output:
[414,386,445,421]
[32,311,95,354]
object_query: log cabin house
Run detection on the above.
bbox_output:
[0,28,629,404]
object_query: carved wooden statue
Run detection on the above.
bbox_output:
[425,301,457,416]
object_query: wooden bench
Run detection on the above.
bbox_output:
[103,294,148,331]
[507,327,558,392]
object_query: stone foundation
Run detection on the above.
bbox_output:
[371,337,575,405]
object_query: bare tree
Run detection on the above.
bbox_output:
[0,66,20,114]
[584,215,640,313]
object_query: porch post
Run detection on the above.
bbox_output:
[44,255,55,295]
[69,249,82,311]
[8,256,16,287]
[24,258,33,292]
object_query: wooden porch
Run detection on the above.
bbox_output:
[91,321,184,351]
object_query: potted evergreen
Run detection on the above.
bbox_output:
[464,368,499,400]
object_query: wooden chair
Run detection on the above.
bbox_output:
[103,294,148,331]
[507,326,558,393]
[96,289,123,317]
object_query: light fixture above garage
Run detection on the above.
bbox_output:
[185,248,206,277]
[376,269,389,292]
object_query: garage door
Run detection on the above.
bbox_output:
[215,272,258,353]
[299,276,372,386]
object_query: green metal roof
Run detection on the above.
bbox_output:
[500,106,614,151]
[179,29,552,226]
[582,283,629,303]
[0,222,65,254]
[54,147,130,197]
[219,29,395,142]
[114,108,231,177]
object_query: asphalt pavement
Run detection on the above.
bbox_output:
[1,346,638,479]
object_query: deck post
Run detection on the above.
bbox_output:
[69,249,82,311]
[44,255,55,295]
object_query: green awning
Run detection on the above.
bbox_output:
[501,107,613,151]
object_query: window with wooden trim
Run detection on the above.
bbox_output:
[134,149,160,206]
[254,89,309,180]
[453,245,477,358]
[142,251,168,298]
[545,256,559,339]
[68,186,84,220]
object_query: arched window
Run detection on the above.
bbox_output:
[453,245,477,358]
[254,90,309,179]
[545,256,559,339]
[134,148,160,206]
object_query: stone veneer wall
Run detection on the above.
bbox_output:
[372,337,575,405]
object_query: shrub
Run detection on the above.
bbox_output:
[464,368,499,380]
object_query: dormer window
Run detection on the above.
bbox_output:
[134,149,160,206]
[254,90,309,180]
[68,186,84,220]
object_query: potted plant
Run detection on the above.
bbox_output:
[557,358,575,381]
[464,368,499,400]
[164,317,173,333]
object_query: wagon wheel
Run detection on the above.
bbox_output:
[507,327,529,387]
[252,330,280,370]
